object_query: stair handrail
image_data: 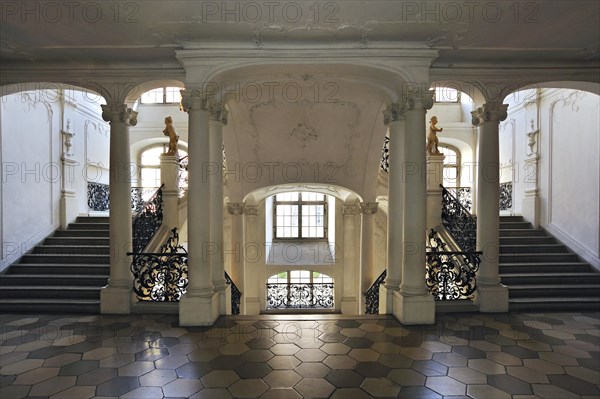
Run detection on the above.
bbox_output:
[426,229,481,300]
[132,184,165,253]
[365,269,387,314]
[441,184,477,253]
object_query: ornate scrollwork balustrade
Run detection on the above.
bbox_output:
[224,271,242,315]
[380,136,390,173]
[499,182,513,211]
[87,182,110,212]
[132,185,164,253]
[129,228,187,301]
[266,283,334,309]
[426,229,480,300]
[178,156,188,198]
[131,187,159,213]
[365,269,387,314]
[441,185,477,253]
[446,187,472,212]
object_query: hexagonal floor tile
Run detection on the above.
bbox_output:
[228,379,269,398]
[264,370,302,388]
[201,370,240,388]
[295,378,335,398]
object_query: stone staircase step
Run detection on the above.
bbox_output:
[508,284,600,297]
[7,264,109,275]
[44,237,109,246]
[499,244,569,254]
[32,245,110,255]
[53,230,109,238]
[509,297,600,312]
[499,229,547,237]
[501,272,600,284]
[0,286,101,299]
[68,222,109,230]
[500,262,592,273]
[20,254,110,264]
[76,216,109,223]
[0,274,108,286]
[500,253,580,263]
[0,299,100,313]
[500,236,556,245]
[500,221,532,229]
[499,216,525,222]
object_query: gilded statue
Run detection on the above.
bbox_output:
[163,116,179,155]
[426,116,443,155]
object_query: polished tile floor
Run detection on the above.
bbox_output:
[0,312,598,398]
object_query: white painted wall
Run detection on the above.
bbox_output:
[503,88,600,268]
[0,87,108,271]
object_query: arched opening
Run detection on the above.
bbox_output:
[266,270,334,310]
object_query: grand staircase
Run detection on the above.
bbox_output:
[499,215,600,311]
[0,216,109,313]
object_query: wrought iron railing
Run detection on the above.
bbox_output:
[426,229,480,300]
[87,182,160,213]
[225,271,242,315]
[132,184,164,253]
[129,228,188,301]
[87,182,109,211]
[266,283,334,309]
[178,156,188,198]
[446,186,472,213]
[499,182,513,211]
[380,136,390,173]
[365,269,387,314]
[441,185,477,253]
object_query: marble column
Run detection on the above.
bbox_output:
[227,202,245,314]
[341,203,359,314]
[394,89,436,325]
[179,89,219,325]
[426,153,445,229]
[100,102,137,314]
[381,104,406,314]
[472,102,509,312]
[160,154,180,231]
[360,202,378,314]
[209,103,228,314]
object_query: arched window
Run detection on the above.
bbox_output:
[139,146,187,189]
[439,144,460,188]
[266,271,334,309]
[140,87,183,104]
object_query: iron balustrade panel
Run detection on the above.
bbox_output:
[380,136,390,173]
[266,283,334,309]
[499,182,513,211]
[178,156,188,198]
[426,229,481,301]
[130,253,188,301]
[132,186,164,253]
[446,187,472,213]
[365,269,387,314]
[224,271,242,315]
[131,187,159,213]
[87,182,110,211]
[441,186,477,253]
[426,252,480,300]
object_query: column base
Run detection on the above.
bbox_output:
[100,286,133,314]
[475,284,509,313]
[244,297,261,315]
[179,291,220,326]
[393,291,435,325]
[379,285,398,315]
[217,286,227,315]
[341,297,358,315]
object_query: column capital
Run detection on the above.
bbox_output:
[101,103,137,126]
[245,205,259,216]
[227,202,245,215]
[359,202,378,215]
[180,89,210,113]
[471,103,509,126]
[383,103,406,125]
[209,102,228,125]
[405,88,435,111]
[342,204,359,215]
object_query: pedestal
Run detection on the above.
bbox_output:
[393,291,435,325]
[100,286,133,314]
[60,191,78,230]
[379,285,396,315]
[341,297,358,315]
[179,292,220,326]
[475,285,509,313]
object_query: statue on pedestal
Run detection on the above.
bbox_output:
[163,116,179,155]
[427,116,443,155]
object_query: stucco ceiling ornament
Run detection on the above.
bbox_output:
[289,122,319,148]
